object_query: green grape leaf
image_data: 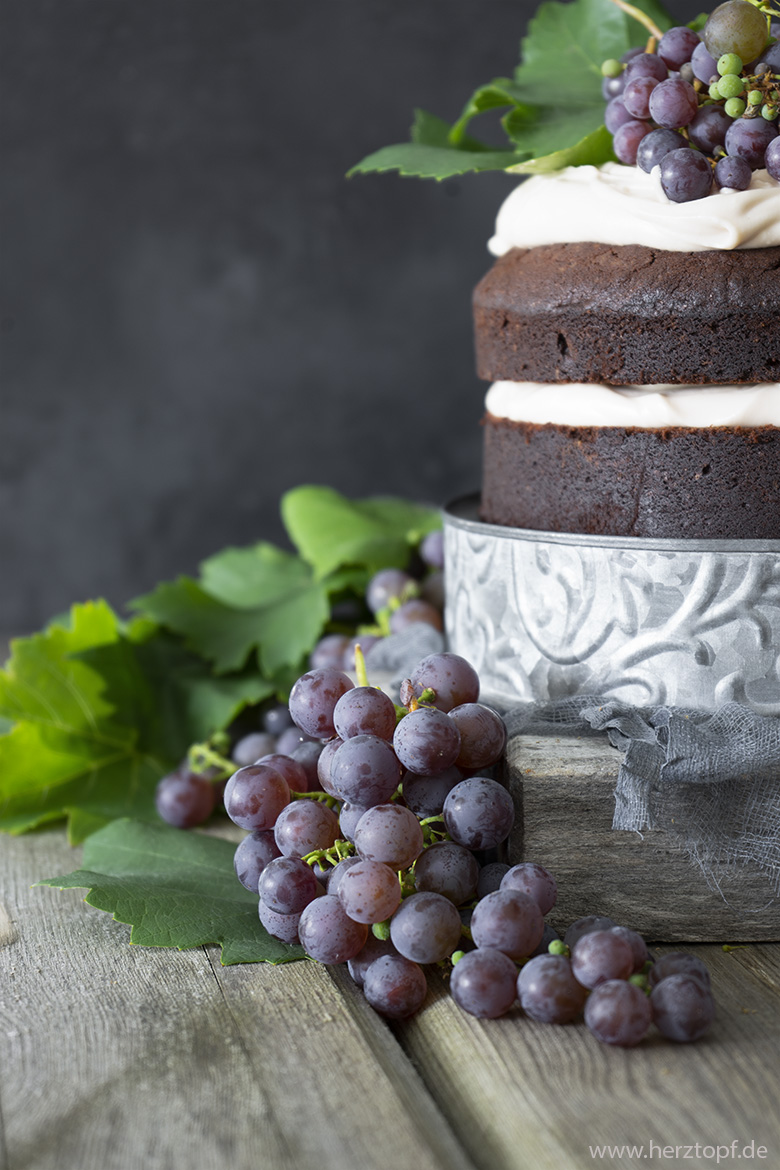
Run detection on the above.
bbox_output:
[347,141,522,180]
[281,485,441,580]
[507,124,616,174]
[39,819,306,965]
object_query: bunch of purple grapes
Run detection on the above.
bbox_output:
[602,0,780,201]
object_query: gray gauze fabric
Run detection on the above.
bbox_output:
[504,696,780,911]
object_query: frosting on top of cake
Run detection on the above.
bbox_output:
[486,380,780,428]
[489,163,780,253]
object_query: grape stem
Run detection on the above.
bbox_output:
[353,643,369,687]
[187,741,235,781]
[290,789,341,810]
[607,0,663,40]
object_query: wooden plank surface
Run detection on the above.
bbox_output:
[505,734,780,942]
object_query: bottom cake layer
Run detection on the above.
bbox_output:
[481,414,780,539]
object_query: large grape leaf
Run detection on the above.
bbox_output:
[39,818,305,965]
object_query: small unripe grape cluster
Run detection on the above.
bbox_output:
[602,3,780,202]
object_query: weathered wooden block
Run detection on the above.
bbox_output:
[502,733,780,943]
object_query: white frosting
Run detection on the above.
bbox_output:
[485,380,780,428]
[489,162,780,254]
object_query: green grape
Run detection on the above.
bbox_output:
[601,58,622,78]
[709,82,723,99]
[717,52,744,75]
[762,103,778,119]
[718,72,745,98]
[725,96,747,116]
[704,1,770,64]
[747,88,764,105]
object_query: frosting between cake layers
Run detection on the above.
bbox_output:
[489,163,780,254]
[485,380,780,428]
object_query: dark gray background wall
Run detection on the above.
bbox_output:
[1,0,689,633]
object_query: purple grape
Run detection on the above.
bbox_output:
[659,148,713,202]
[389,891,463,963]
[636,127,688,172]
[500,863,557,916]
[648,951,711,990]
[353,803,424,870]
[333,686,397,742]
[724,117,778,167]
[316,738,343,796]
[409,652,480,713]
[362,955,428,1019]
[517,954,588,1023]
[347,934,398,987]
[394,707,461,776]
[155,770,216,828]
[610,926,649,973]
[339,802,370,843]
[450,948,518,1018]
[263,703,294,737]
[658,26,701,69]
[585,980,652,1046]
[470,890,544,960]
[366,568,415,615]
[276,726,318,756]
[625,52,668,82]
[337,859,402,923]
[309,633,351,671]
[765,136,780,182]
[401,766,461,818]
[613,119,651,164]
[233,830,283,891]
[326,855,364,899]
[259,899,303,945]
[447,703,506,770]
[420,570,445,611]
[531,921,562,957]
[691,40,718,83]
[290,741,324,792]
[650,974,716,1041]
[259,856,318,915]
[255,752,308,794]
[648,77,700,127]
[759,40,780,72]
[623,74,660,119]
[605,96,634,133]
[442,777,515,850]
[715,153,752,190]
[328,733,401,806]
[687,104,733,153]
[224,763,291,831]
[476,862,511,899]
[288,667,355,739]
[420,529,444,569]
[298,895,368,964]
[413,841,480,905]
[571,929,635,989]
[564,915,617,951]
[273,799,340,858]
[389,599,443,633]
[232,732,277,766]
[602,73,626,99]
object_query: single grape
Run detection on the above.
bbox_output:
[309,633,351,671]
[563,915,617,951]
[517,954,588,1023]
[290,741,324,792]
[623,74,660,119]
[353,803,424,870]
[624,52,668,82]
[346,933,398,987]
[232,732,277,767]
[609,926,650,973]
[704,1,769,64]
[337,859,402,924]
[758,40,780,72]
[328,733,401,805]
[691,40,718,83]
[155,769,216,828]
[224,763,291,831]
[316,737,343,796]
[648,951,711,990]
[470,890,544,960]
[263,703,294,737]
[326,855,364,899]
[715,152,752,188]
[409,652,480,713]
[366,568,415,615]
[259,856,319,915]
[650,974,716,1041]
[765,136,780,181]
[275,726,318,756]
[401,765,461,818]
[389,599,443,633]
[602,73,626,100]
[613,119,651,164]
[389,891,463,964]
[362,954,428,1019]
[658,26,701,70]
[532,921,562,957]
[476,861,511,899]
[420,570,445,612]
[233,829,283,891]
[333,686,397,742]
[394,706,461,776]
[339,801,370,843]
[447,703,506,770]
[636,127,687,172]
[442,777,515,850]
[450,948,518,1018]
[648,77,700,127]
[413,841,480,906]
[255,753,309,794]
[659,148,713,203]
[571,929,635,988]
[259,899,303,945]
[585,980,652,1046]
[288,667,355,739]
[420,529,444,569]
[687,105,733,153]
[679,62,695,83]
[273,798,340,858]
[500,863,557,916]
[605,96,634,134]
[298,895,368,963]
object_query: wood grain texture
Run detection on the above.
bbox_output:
[395,946,780,1170]
[504,734,780,942]
[0,830,473,1170]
